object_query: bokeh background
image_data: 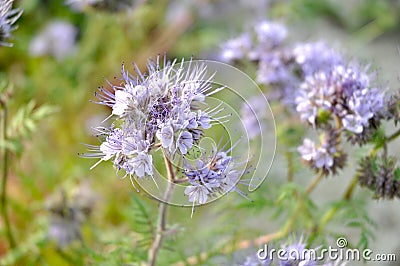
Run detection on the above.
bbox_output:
[1,0,400,265]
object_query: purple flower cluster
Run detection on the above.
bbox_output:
[184,147,246,206]
[298,129,346,174]
[222,19,396,175]
[295,63,388,173]
[296,65,385,135]
[0,0,22,47]
[220,21,343,109]
[85,57,221,179]
[83,57,250,205]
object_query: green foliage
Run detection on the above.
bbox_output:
[125,193,155,248]
[335,199,376,250]
[1,0,400,265]
[7,101,58,151]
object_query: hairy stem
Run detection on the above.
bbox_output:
[1,104,16,249]
[285,151,294,182]
[306,171,324,194]
[173,177,188,184]
[386,128,400,143]
[147,150,175,266]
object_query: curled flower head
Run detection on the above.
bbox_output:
[357,155,400,199]
[219,20,347,109]
[220,33,252,62]
[184,145,248,206]
[181,140,252,216]
[82,56,225,183]
[220,20,287,63]
[254,20,287,49]
[295,64,386,144]
[298,129,346,175]
[0,0,22,47]
[256,53,291,85]
[290,42,343,76]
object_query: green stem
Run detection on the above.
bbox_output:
[285,151,294,182]
[306,171,324,194]
[386,128,400,143]
[148,150,175,266]
[1,104,16,248]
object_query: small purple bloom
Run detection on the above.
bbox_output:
[177,131,193,154]
[220,34,252,62]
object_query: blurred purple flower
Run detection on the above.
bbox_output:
[220,34,252,62]
[29,20,78,61]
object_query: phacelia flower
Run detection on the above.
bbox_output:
[219,21,346,110]
[357,155,400,200]
[295,64,386,144]
[29,20,78,61]
[254,20,287,49]
[183,144,250,215]
[290,42,343,76]
[256,52,291,85]
[220,33,252,62]
[298,129,346,175]
[83,57,225,184]
[0,0,22,47]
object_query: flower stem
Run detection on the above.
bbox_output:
[386,128,400,143]
[305,171,324,194]
[0,104,16,248]
[147,150,175,266]
[285,151,294,182]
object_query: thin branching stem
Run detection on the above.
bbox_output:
[306,171,324,194]
[318,175,358,228]
[386,127,400,143]
[0,103,16,248]
[285,151,294,182]
[173,177,188,184]
[148,150,175,266]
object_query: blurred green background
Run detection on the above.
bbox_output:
[1,0,400,265]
